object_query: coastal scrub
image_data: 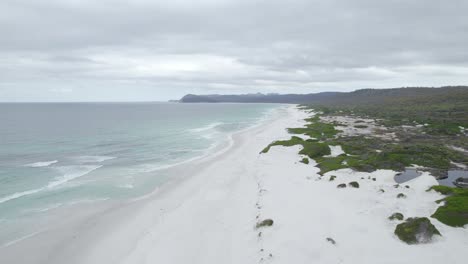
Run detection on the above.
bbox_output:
[394,217,441,244]
[256,219,274,229]
[428,186,468,227]
[388,212,404,221]
[261,136,331,159]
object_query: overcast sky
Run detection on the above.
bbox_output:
[1,0,468,101]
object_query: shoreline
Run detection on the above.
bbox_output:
[1,105,467,264]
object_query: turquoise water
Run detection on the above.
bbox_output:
[0,102,280,244]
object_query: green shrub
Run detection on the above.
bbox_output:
[394,217,441,244]
[354,125,368,128]
[388,212,404,221]
[397,193,406,199]
[256,219,274,228]
[261,136,304,153]
[287,117,339,140]
[429,186,468,227]
[316,156,347,175]
[326,237,336,245]
[299,142,331,159]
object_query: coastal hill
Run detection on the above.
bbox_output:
[179,86,468,105]
[179,92,342,104]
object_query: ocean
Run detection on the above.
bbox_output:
[0,102,282,245]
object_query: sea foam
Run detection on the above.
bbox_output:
[0,165,102,204]
[73,156,115,163]
[188,122,224,133]
[25,160,58,168]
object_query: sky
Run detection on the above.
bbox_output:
[1,0,468,102]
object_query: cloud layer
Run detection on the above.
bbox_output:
[1,0,468,101]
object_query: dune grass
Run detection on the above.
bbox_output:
[394,217,441,244]
[428,186,468,227]
[262,100,468,178]
[261,136,331,159]
[388,212,404,221]
[287,116,339,140]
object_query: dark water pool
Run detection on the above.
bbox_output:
[438,170,468,187]
[394,168,468,187]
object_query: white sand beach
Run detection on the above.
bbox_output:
[1,106,467,264]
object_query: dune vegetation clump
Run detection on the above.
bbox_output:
[267,92,468,178]
[256,219,274,229]
[261,136,331,160]
[397,193,406,199]
[394,217,441,244]
[428,186,468,227]
[388,212,404,221]
[326,237,336,245]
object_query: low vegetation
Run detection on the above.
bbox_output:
[261,136,304,154]
[256,219,274,229]
[388,212,404,221]
[261,136,331,159]
[287,116,339,140]
[394,217,441,244]
[260,89,468,234]
[326,237,336,245]
[263,107,467,177]
[428,186,468,227]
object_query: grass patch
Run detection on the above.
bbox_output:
[261,136,330,159]
[262,103,468,178]
[428,186,468,227]
[261,136,304,153]
[394,217,441,244]
[326,237,336,245]
[428,185,457,195]
[389,212,404,221]
[287,117,339,140]
[397,193,406,199]
[315,156,347,175]
[256,219,274,228]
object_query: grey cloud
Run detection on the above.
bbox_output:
[1,0,468,101]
